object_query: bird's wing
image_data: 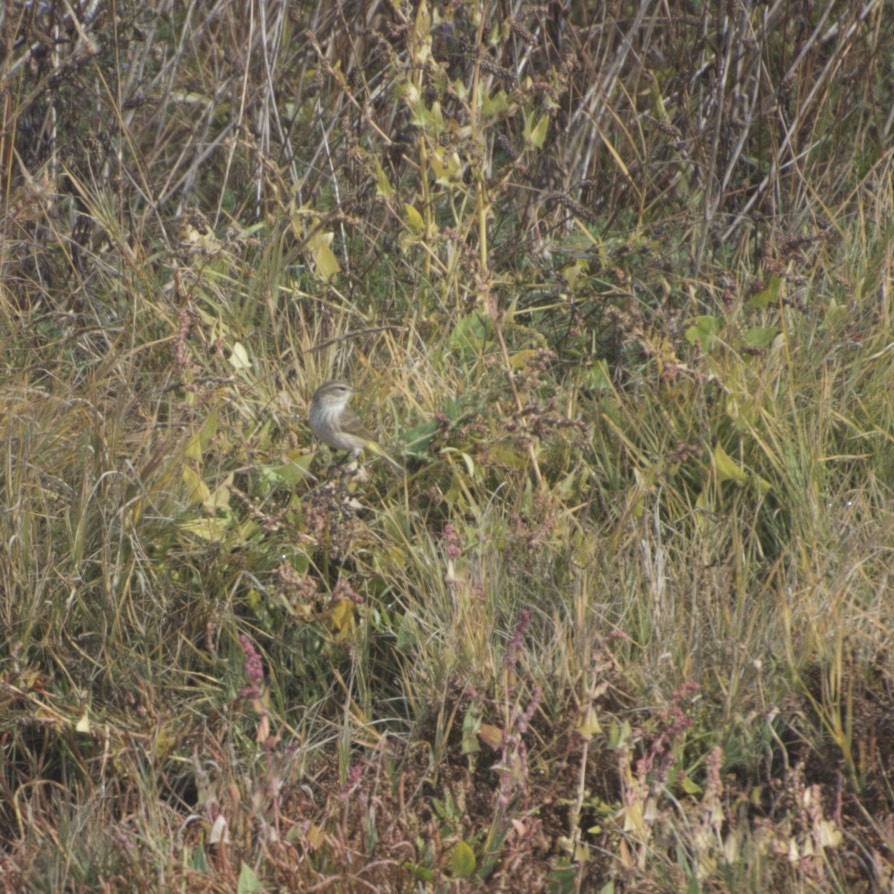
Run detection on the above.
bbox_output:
[340,409,375,442]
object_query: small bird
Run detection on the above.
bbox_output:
[309,381,402,471]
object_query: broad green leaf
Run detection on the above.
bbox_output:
[743,326,780,349]
[450,840,476,878]
[189,846,208,872]
[185,410,219,461]
[410,0,431,63]
[430,149,464,186]
[449,311,490,356]
[823,298,847,330]
[260,457,314,488]
[607,718,633,749]
[584,358,613,392]
[205,477,232,512]
[402,419,439,458]
[405,862,435,882]
[374,158,394,198]
[678,773,702,795]
[685,315,721,353]
[509,348,541,369]
[748,274,781,309]
[562,258,588,289]
[236,861,261,894]
[481,88,509,117]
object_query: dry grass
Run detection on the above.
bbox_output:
[2,0,893,890]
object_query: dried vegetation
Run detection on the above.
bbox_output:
[2,0,893,890]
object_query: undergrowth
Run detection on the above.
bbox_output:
[2,0,893,891]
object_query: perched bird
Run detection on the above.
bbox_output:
[309,381,402,471]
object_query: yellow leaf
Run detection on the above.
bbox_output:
[573,839,590,862]
[508,349,540,369]
[623,800,645,834]
[186,411,219,462]
[816,820,842,848]
[477,723,504,750]
[178,517,230,541]
[374,158,394,198]
[410,0,431,63]
[403,203,425,232]
[228,342,251,370]
[713,444,749,485]
[205,474,233,512]
[308,230,340,280]
[306,823,326,850]
[182,465,211,503]
[577,706,602,740]
[185,432,202,463]
[529,113,550,148]
[329,598,355,640]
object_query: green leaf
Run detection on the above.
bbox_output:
[547,861,579,894]
[185,410,219,462]
[684,315,721,353]
[461,707,481,755]
[529,113,550,149]
[450,840,476,878]
[404,862,435,882]
[178,516,231,542]
[742,326,780,349]
[260,455,314,487]
[430,149,464,186]
[823,298,847,330]
[562,258,588,289]
[481,88,510,117]
[678,773,702,795]
[449,311,490,357]
[402,419,439,458]
[607,718,633,749]
[583,358,613,392]
[748,274,781,309]
[237,862,262,894]
[189,845,208,872]
[373,158,394,198]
